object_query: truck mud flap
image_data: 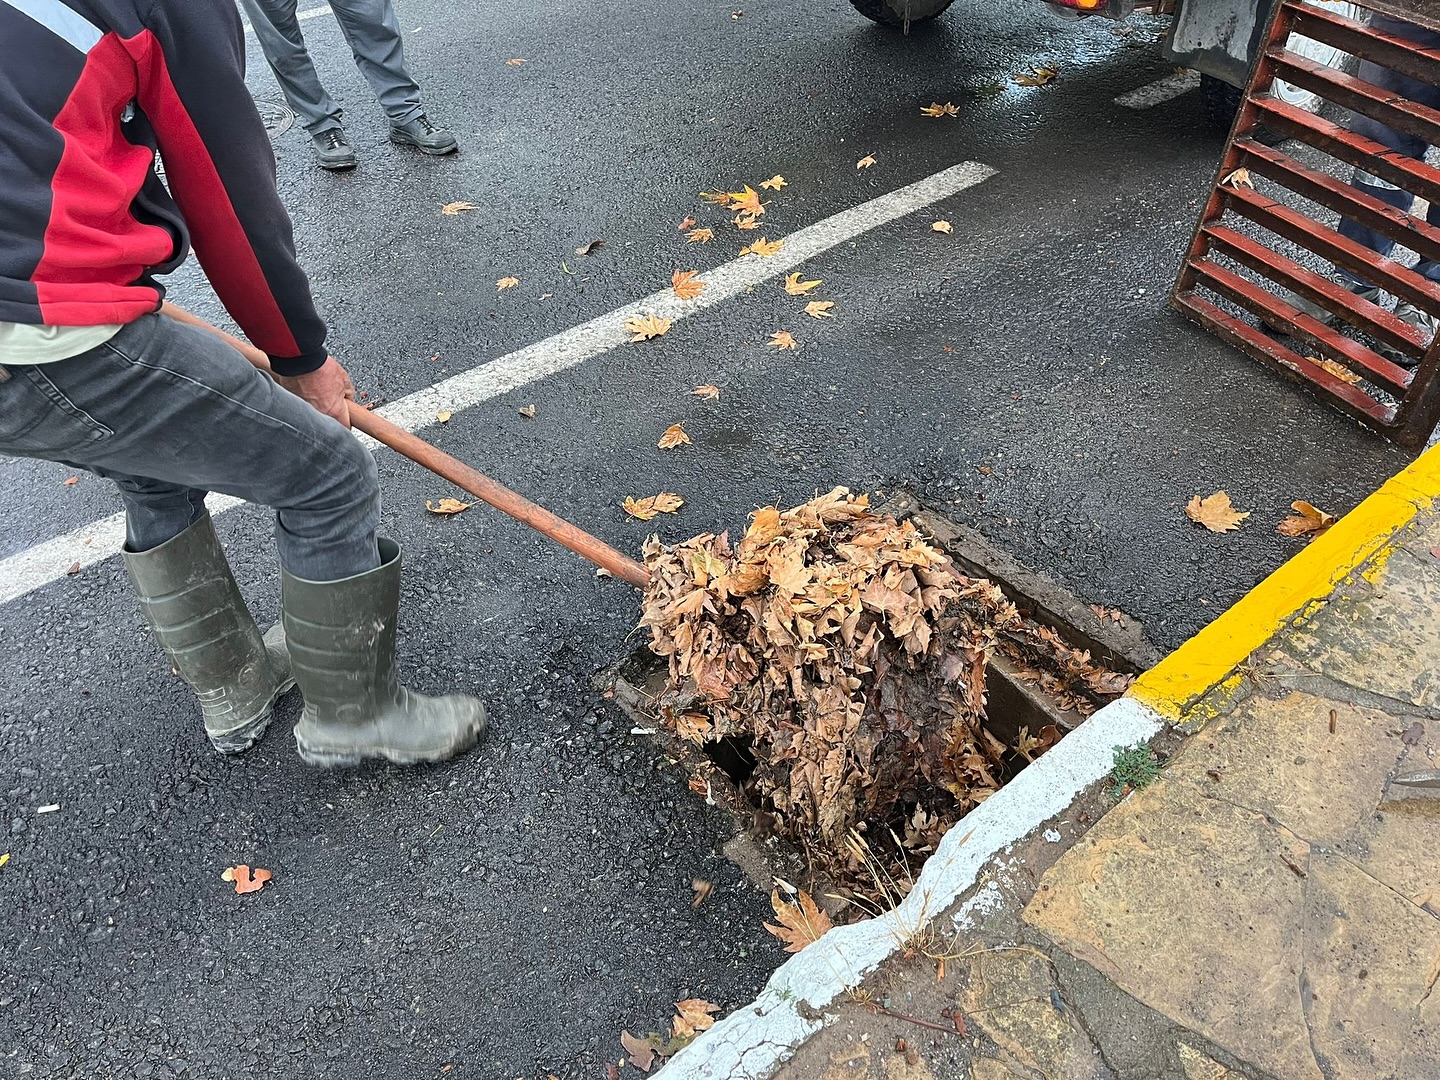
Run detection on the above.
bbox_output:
[1171,1,1440,450]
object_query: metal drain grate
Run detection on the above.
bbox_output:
[254,98,296,141]
[1172,1,1440,450]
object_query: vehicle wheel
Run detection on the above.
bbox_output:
[848,0,955,28]
[1271,1,1363,114]
[1200,74,1287,146]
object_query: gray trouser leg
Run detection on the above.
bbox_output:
[0,313,381,582]
[239,0,345,133]
[328,0,424,125]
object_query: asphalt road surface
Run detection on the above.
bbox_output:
[0,1,1415,1077]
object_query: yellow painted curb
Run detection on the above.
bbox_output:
[1130,442,1440,720]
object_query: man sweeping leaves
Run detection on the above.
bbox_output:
[0,0,485,766]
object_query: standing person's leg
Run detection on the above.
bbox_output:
[327,0,458,154]
[0,313,485,765]
[238,0,358,170]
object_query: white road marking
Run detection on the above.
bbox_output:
[0,160,996,607]
[242,3,333,34]
[1114,69,1201,109]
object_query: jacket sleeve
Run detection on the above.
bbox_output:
[129,0,329,376]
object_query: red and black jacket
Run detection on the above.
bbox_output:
[0,0,328,374]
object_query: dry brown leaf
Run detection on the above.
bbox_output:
[575,239,605,256]
[804,300,836,319]
[920,102,960,117]
[66,562,80,576]
[620,1031,655,1073]
[769,330,797,350]
[698,191,730,205]
[505,58,526,66]
[1223,167,1254,189]
[624,493,684,520]
[657,423,691,449]
[691,878,713,908]
[672,999,719,1039]
[764,888,833,952]
[62,476,79,486]
[1185,491,1249,533]
[440,201,478,215]
[626,313,672,341]
[931,220,953,234]
[677,216,697,230]
[692,384,721,399]
[671,269,706,301]
[733,214,760,230]
[1277,500,1336,539]
[1307,355,1362,385]
[221,865,272,895]
[856,154,876,169]
[518,404,537,418]
[1014,65,1059,86]
[725,185,764,217]
[784,273,822,296]
[426,498,472,515]
[760,175,787,190]
[435,410,452,423]
[686,227,714,244]
[496,276,519,290]
[741,237,784,257]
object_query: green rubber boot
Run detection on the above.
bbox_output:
[282,538,487,767]
[124,515,294,754]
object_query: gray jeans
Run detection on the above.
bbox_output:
[240,0,423,134]
[0,313,380,581]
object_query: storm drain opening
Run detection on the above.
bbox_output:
[602,490,1159,913]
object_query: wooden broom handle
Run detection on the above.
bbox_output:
[159,302,651,590]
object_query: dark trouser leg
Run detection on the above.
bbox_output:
[238,0,346,134]
[327,0,424,125]
[0,313,380,581]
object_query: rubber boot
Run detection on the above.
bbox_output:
[124,515,295,754]
[282,538,487,767]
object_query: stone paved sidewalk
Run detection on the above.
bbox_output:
[767,504,1440,1080]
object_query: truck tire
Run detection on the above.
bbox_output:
[848,0,955,28]
[1199,74,1286,146]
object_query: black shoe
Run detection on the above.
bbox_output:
[311,128,357,170]
[389,114,458,155]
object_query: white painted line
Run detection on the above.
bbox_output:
[654,697,1166,1080]
[243,3,333,34]
[1114,69,1201,109]
[0,161,996,607]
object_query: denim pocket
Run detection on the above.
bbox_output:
[0,365,114,455]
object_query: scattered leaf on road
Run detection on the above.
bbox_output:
[1186,491,1249,533]
[426,498,471,515]
[626,313,672,341]
[733,214,760,230]
[1308,355,1361,385]
[726,185,764,218]
[692,384,721,399]
[678,216,697,230]
[784,273,822,295]
[221,865,272,894]
[804,300,836,319]
[1014,65,1059,86]
[624,493,684,520]
[440,201,479,215]
[1223,167,1254,189]
[435,410,452,423]
[620,1031,655,1073]
[769,330,798,349]
[0,853,10,869]
[686,227,714,244]
[66,562,80,576]
[496,276,519,290]
[699,191,730,205]
[931,220,953,234]
[657,423,691,449]
[691,878,713,907]
[764,887,833,952]
[575,239,605,256]
[1277,500,1336,539]
[518,404,537,418]
[672,999,719,1039]
[856,154,876,169]
[760,175,787,190]
[740,237,783,257]
[920,102,960,117]
[1089,603,1126,625]
[505,58,526,65]
[671,269,706,301]
[63,475,79,486]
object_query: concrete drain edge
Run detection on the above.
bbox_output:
[653,696,1164,1080]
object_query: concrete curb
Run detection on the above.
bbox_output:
[653,698,1164,1080]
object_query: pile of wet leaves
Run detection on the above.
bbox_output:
[639,487,1130,891]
